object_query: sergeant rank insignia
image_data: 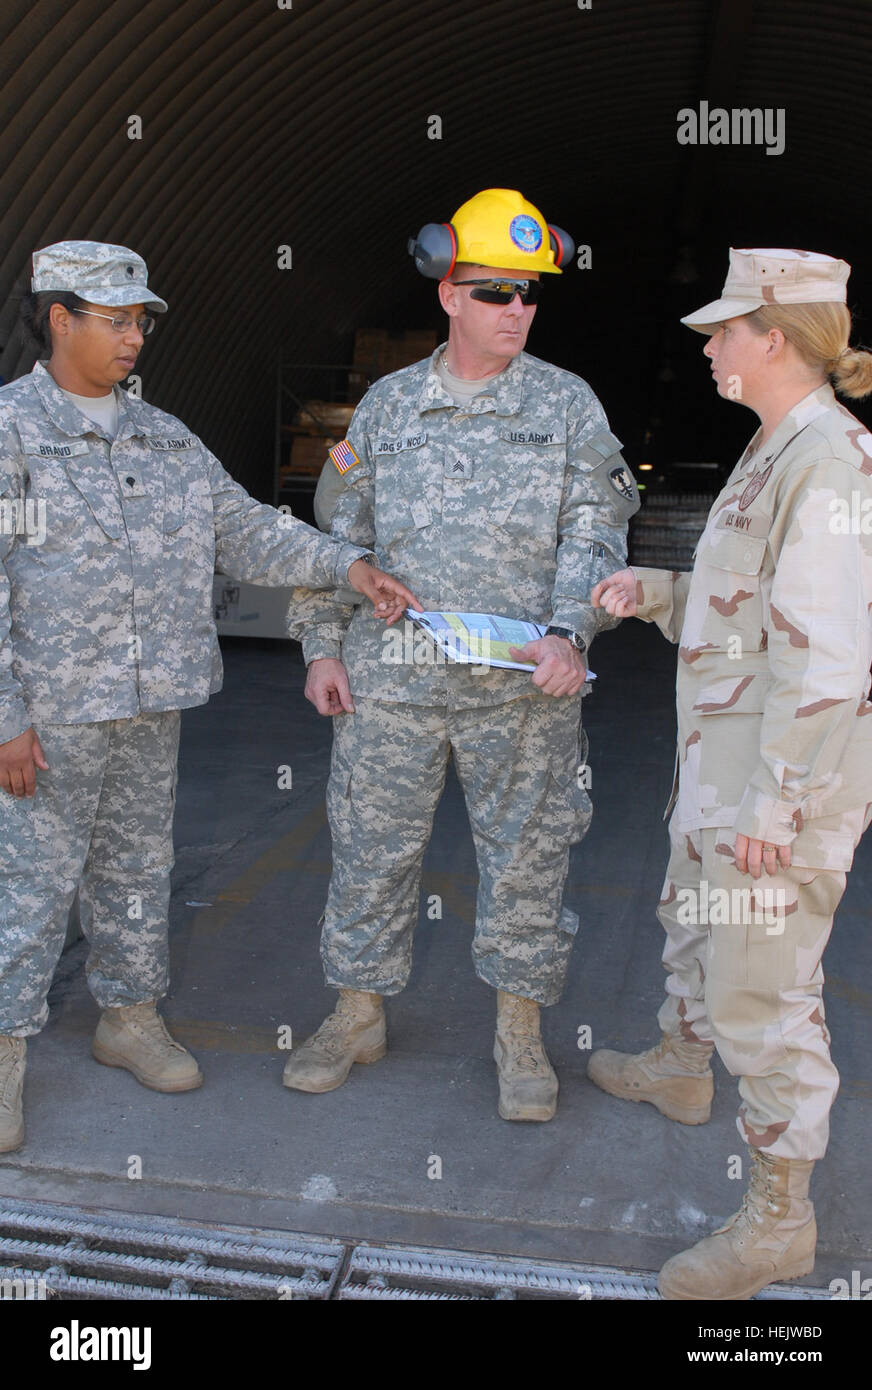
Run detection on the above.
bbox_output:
[329,439,360,475]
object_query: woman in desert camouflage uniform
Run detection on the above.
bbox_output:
[590,247,872,1300]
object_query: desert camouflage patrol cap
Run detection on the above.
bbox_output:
[31,240,168,313]
[681,247,850,333]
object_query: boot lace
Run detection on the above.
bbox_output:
[644,1034,711,1072]
[500,998,548,1074]
[726,1150,778,1239]
[127,1009,186,1056]
[309,997,375,1058]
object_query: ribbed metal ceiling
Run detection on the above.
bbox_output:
[2,0,870,494]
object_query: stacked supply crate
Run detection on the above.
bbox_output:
[282,400,357,489]
[349,328,438,400]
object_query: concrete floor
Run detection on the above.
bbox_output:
[1,620,870,1290]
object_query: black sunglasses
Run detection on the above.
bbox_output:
[452,278,542,305]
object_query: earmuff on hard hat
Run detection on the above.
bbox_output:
[408,222,460,279]
[407,188,575,280]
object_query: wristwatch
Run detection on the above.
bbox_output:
[545,625,587,653]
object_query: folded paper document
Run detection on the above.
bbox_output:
[405,609,596,677]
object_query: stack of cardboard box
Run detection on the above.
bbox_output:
[349,327,438,400]
[281,329,437,484]
[285,401,356,481]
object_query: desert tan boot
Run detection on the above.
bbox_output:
[0,1036,26,1153]
[494,989,558,1122]
[92,1002,203,1092]
[658,1148,816,1300]
[282,989,386,1093]
[587,1032,714,1124]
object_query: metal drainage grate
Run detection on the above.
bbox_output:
[0,1201,834,1300]
[338,1244,833,1301]
[0,1199,344,1300]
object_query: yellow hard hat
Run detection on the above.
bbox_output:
[408,188,574,279]
[453,189,565,273]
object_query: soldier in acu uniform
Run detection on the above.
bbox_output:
[0,241,417,1154]
[590,248,872,1299]
[282,190,640,1121]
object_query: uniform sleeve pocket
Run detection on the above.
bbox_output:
[573,428,623,470]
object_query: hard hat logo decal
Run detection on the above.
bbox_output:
[509,214,543,254]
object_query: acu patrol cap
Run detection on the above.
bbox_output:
[31,240,168,313]
[681,247,850,333]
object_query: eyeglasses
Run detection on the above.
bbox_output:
[71,308,156,335]
[452,278,542,305]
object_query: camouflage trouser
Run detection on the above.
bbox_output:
[0,711,181,1037]
[322,694,591,1005]
[656,805,872,1160]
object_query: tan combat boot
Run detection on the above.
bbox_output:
[494,990,558,1122]
[92,1002,203,1092]
[658,1147,816,1300]
[587,1033,714,1124]
[282,989,386,1093]
[0,1036,26,1153]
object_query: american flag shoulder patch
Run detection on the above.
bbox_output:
[329,439,360,475]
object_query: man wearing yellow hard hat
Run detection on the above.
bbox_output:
[284,189,640,1121]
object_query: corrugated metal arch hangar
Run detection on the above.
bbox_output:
[1,0,870,497]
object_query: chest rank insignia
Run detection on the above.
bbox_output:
[328,439,360,475]
[738,461,773,511]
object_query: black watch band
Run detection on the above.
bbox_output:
[545,625,587,653]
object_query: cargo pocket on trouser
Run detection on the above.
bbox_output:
[574,727,592,843]
[325,764,355,860]
[321,763,353,978]
[535,747,590,1004]
[548,733,593,848]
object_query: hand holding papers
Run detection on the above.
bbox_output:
[404,610,596,678]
